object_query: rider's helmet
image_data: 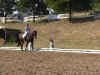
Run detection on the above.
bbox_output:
[27,23,29,26]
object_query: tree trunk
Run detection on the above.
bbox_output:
[4,12,7,23]
[69,1,72,22]
[85,10,86,18]
[69,8,72,22]
[32,5,35,22]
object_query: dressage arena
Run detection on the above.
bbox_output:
[0,47,100,54]
[0,47,100,75]
[1,47,100,54]
[1,20,100,74]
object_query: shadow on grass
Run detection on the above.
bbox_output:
[40,16,96,24]
[70,16,95,23]
[40,19,60,23]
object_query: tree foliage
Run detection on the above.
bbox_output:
[0,0,15,15]
[93,0,100,10]
[17,0,38,12]
[0,0,15,23]
[18,0,48,14]
[44,0,94,21]
[44,0,93,13]
[43,0,69,13]
[0,0,99,22]
[17,0,48,22]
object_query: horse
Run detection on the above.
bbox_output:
[17,30,37,51]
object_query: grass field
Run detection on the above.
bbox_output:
[1,19,100,50]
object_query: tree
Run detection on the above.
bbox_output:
[0,0,15,15]
[18,0,48,22]
[93,0,100,10]
[44,0,69,13]
[18,0,38,22]
[43,0,93,21]
[35,1,48,15]
[0,0,15,23]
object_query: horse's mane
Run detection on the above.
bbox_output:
[19,30,24,34]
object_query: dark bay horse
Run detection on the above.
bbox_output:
[17,30,37,51]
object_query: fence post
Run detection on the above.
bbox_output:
[28,42,32,50]
[4,28,6,44]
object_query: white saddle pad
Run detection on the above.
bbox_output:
[22,32,27,38]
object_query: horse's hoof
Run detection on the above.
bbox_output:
[33,49,36,52]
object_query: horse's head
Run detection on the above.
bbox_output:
[31,30,37,39]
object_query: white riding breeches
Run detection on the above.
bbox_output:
[22,32,27,38]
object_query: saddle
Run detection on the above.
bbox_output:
[25,33,31,41]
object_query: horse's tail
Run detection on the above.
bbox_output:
[16,30,23,47]
[15,35,20,47]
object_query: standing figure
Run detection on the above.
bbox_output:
[49,37,54,50]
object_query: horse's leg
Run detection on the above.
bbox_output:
[17,40,21,47]
[17,43,19,47]
[21,41,24,51]
[17,40,19,47]
[21,45,23,51]
[20,40,24,51]
[16,36,20,47]
[18,40,22,50]
[31,41,34,51]
[25,42,28,51]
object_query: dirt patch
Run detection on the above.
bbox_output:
[0,38,5,45]
[0,50,100,75]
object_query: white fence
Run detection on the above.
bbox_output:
[0,17,21,23]
[1,47,100,54]
[48,14,68,20]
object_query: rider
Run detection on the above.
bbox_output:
[25,23,30,34]
[22,23,31,38]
